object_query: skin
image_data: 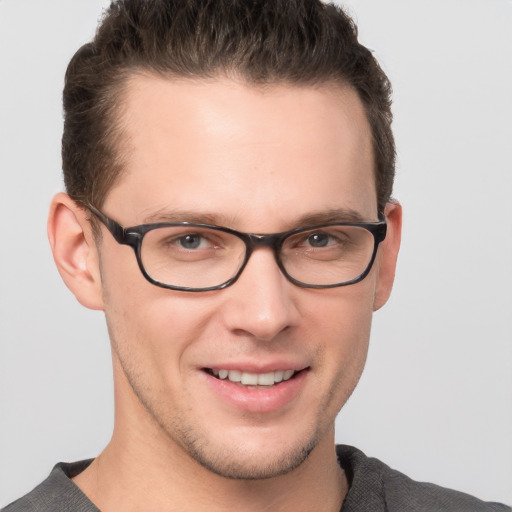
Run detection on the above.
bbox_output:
[48,77,401,512]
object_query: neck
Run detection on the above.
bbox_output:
[75,434,347,512]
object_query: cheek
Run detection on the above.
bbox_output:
[306,282,375,397]
[307,277,375,345]
[99,246,212,376]
[105,290,211,365]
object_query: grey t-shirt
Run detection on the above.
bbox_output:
[3,445,510,511]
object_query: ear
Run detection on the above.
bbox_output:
[47,192,104,310]
[373,201,402,311]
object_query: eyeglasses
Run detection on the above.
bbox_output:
[86,204,387,292]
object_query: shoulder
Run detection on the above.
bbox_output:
[1,460,98,512]
[337,445,511,512]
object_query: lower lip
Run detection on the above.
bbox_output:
[203,370,308,414]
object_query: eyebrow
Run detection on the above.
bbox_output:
[139,207,370,230]
[141,209,238,226]
[294,208,369,226]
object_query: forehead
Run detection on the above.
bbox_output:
[107,75,377,229]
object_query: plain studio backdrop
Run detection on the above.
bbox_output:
[0,0,511,507]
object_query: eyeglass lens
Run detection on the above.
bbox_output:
[139,224,376,289]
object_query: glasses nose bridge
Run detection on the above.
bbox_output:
[243,232,283,266]
[246,232,282,249]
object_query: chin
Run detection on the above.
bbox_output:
[181,433,319,480]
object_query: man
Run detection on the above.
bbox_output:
[2,1,510,511]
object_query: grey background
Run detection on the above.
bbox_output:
[1,0,511,506]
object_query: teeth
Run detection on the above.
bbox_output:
[228,370,241,382]
[241,373,258,385]
[257,372,275,386]
[212,369,297,385]
[283,369,294,380]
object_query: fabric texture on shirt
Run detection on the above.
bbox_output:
[2,445,510,511]
[336,446,510,512]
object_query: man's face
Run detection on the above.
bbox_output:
[95,77,394,478]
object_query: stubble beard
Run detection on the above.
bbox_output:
[131,378,322,480]
[110,338,362,482]
[115,349,322,480]
[171,417,320,480]
[106,307,364,482]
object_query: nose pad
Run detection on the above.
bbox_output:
[222,248,300,341]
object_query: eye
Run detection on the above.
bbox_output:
[306,233,331,248]
[148,226,232,258]
[177,233,208,250]
[284,227,351,254]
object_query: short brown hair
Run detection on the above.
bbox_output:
[62,0,395,213]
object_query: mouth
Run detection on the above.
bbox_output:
[202,365,310,413]
[203,368,308,387]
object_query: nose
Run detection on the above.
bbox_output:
[221,247,300,342]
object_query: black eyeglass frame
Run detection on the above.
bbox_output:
[86,204,387,292]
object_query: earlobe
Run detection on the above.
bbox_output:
[373,201,402,311]
[48,192,104,311]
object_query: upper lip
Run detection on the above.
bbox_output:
[201,361,310,373]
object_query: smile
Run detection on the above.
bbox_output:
[203,366,310,412]
[205,368,305,386]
